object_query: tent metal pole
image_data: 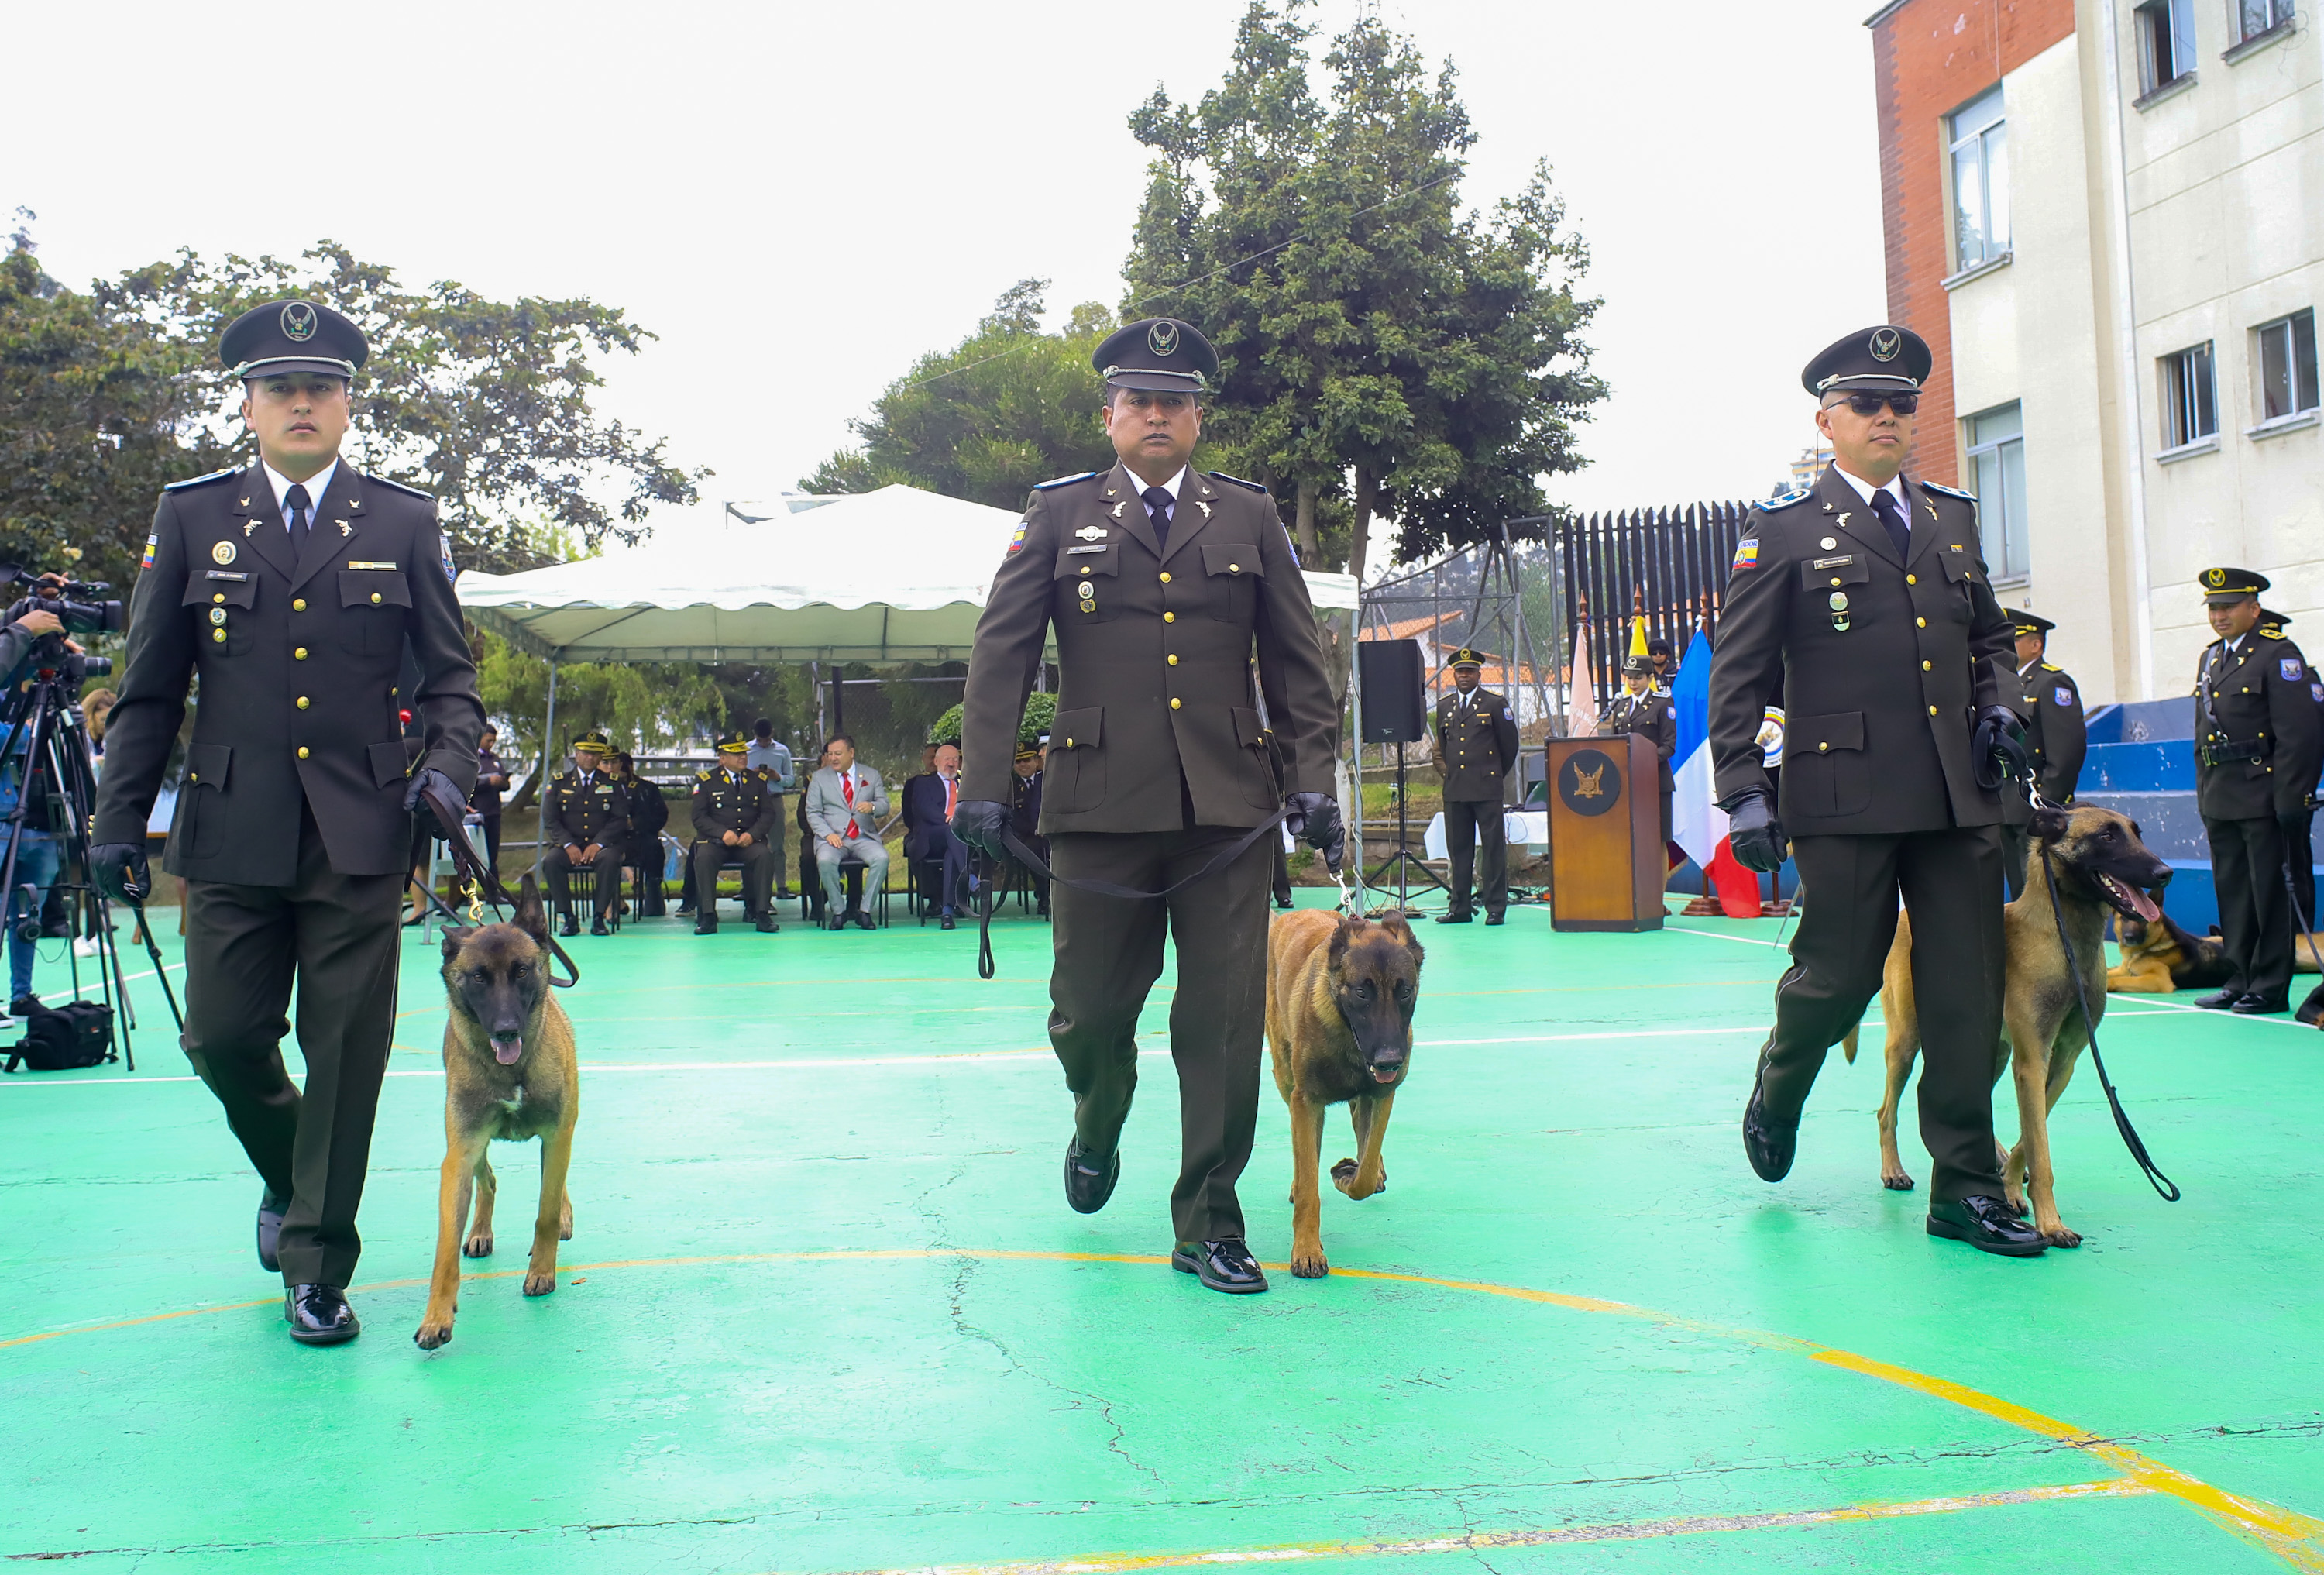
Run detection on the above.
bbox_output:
[537,657,559,875]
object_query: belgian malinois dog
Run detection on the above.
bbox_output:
[414,876,579,1350]
[1265,908,1425,1278]
[2106,910,2236,995]
[1842,805,2170,1247]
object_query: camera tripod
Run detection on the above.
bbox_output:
[1361,742,1451,916]
[0,655,182,1069]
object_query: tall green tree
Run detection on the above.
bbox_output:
[1122,2,1604,584]
[804,282,1119,507]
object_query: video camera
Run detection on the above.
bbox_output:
[0,566,123,641]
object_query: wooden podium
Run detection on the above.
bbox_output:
[1545,734,1665,932]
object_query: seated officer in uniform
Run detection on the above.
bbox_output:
[689,731,781,934]
[1998,612,2086,899]
[541,728,627,936]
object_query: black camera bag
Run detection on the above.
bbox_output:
[4,999,115,1072]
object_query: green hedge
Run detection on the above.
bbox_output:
[929,690,1055,749]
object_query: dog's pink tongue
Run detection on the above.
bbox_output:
[491,1036,524,1065]
[2126,885,2161,923]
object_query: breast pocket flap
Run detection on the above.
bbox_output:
[1799,557,1870,590]
[368,740,410,790]
[339,570,414,608]
[184,741,232,790]
[1939,552,1978,584]
[1793,712,1865,755]
[1054,545,1119,579]
[1050,707,1102,750]
[184,578,256,610]
[1200,543,1263,579]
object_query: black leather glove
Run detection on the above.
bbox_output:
[1972,707,2030,791]
[89,841,150,903]
[403,766,461,817]
[1285,791,1345,875]
[2280,806,2312,835]
[1721,787,1787,874]
[951,800,1012,861]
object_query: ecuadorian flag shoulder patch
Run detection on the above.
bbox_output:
[1731,538,1760,571]
[140,532,159,570]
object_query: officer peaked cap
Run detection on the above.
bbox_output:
[714,731,750,754]
[222,300,368,381]
[1802,325,1930,397]
[572,728,612,751]
[1445,648,1487,669]
[2198,566,2267,604]
[1094,318,1217,394]
[2010,611,2055,636]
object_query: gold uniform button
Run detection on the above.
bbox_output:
[297,696,310,710]
[292,598,307,612]
[186,772,196,783]
[212,593,225,604]
[297,746,310,760]
[294,647,308,659]
[1818,741,1829,752]
[1167,654,1178,665]
[1065,738,1074,748]
[1906,573,1917,585]
[1163,611,1175,624]
[211,629,225,643]
[1916,617,1926,628]
[1829,577,1841,587]
[1921,660,1931,671]
[1159,572,1171,583]
[1170,698,1181,710]
[1229,563,1240,573]
[370,592,382,604]
[1927,706,1938,716]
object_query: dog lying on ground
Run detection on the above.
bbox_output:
[2105,911,2236,994]
[415,876,579,1350]
[1264,908,1424,1278]
[1841,805,2171,1247]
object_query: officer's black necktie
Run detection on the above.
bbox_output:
[1142,486,1174,554]
[285,482,313,555]
[1872,487,1910,561]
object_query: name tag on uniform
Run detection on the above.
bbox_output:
[1066,544,1110,554]
[346,560,397,570]
[1810,554,1853,570]
[595,784,614,794]
[204,569,249,581]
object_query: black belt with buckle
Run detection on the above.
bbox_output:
[2198,737,2270,766]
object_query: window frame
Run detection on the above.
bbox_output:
[1947,84,2010,274]
[2159,341,2219,453]
[2134,0,2198,94]
[1962,401,2030,583]
[2251,309,2320,425]
[2232,0,2295,47]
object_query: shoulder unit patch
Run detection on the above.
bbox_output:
[2282,657,2305,682]
[1731,537,1761,571]
[162,467,239,493]
[1033,471,1097,492]
[1208,472,1269,493]
[1760,488,1810,511]
[2054,686,2074,707]
[1920,480,1978,501]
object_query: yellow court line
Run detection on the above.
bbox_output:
[811,1479,2154,1573]
[5,1250,2317,1569]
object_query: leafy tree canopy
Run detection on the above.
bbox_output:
[804,283,1119,509]
[1122,2,1604,582]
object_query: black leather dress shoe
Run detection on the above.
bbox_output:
[826,915,848,932]
[1064,1137,1119,1214]
[2195,988,2242,1010]
[695,918,717,935]
[939,913,957,930]
[556,912,579,937]
[284,1283,361,1344]
[256,1187,288,1273]
[2231,993,2288,1015]
[1435,910,1473,925]
[853,911,877,931]
[1484,913,1505,926]
[1927,1195,2048,1257]
[756,913,779,934]
[1171,1237,1269,1294]
[1742,1071,1797,1183]
[590,916,611,937]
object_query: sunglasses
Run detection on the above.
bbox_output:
[1832,392,1920,417]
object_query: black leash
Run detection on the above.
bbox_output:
[413,779,581,989]
[2037,841,2179,1202]
[975,809,1291,981]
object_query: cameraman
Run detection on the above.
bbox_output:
[0,598,73,1018]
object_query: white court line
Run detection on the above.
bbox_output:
[1666,925,1787,950]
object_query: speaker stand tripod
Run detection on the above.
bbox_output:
[1363,743,1451,916]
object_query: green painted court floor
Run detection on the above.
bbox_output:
[3,893,2321,1573]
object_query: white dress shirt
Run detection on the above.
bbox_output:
[1832,464,1906,520]
[261,458,339,533]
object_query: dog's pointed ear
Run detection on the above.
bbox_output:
[2030,805,2072,844]
[440,927,476,964]
[514,873,550,945]
[1378,912,1425,967]
[1326,913,1356,968]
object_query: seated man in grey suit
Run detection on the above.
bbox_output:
[805,734,891,931]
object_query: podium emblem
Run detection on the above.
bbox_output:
[1558,748,1621,817]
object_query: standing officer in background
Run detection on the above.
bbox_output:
[1605,654,1676,854]
[951,318,1342,1296]
[2192,569,2321,1014]
[541,728,627,937]
[689,731,780,934]
[91,301,483,1344]
[1432,648,1520,925]
[1709,325,2044,1257]
[1998,612,2087,898]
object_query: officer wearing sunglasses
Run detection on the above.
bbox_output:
[1707,324,2044,1258]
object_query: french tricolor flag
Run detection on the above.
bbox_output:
[1669,626,1767,917]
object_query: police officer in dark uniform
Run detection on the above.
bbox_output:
[1709,325,2044,1257]
[1432,648,1521,925]
[1998,612,2087,899]
[2192,569,2322,1013]
[541,728,627,936]
[613,751,669,917]
[689,731,781,934]
[1011,741,1050,918]
[950,318,1342,1296]
[90,301,484,1344]
[1604,654,1676,850]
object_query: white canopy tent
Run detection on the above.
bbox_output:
[456,481,1359,758]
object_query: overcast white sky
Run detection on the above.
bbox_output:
[13,0,1886,549]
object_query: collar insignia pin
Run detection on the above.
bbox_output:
[339,521,352,536]
[242,521,256,537]
[1112,501,1126,518]
[238,497,250,507]
[1836,511,1851,528]
[1195,500,1212,519]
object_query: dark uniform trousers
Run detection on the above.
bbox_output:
[1048,826,1274,1245]
[1764,827,2006,1202]
[690,836,775,918]
[1442,801,1507,918]
[2209,817,2295,1001]
[182,803,404,1289]
[543,844,620,919]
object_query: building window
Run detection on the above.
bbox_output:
[1965,403,2029,580]
[2254,310,2319,421]
[2135,0,2196,91]
[1948,85,2009,273]
[2161,342,2218,448]
[2236,0,2294,44]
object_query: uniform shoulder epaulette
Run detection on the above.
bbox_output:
[1920,480,1978,501]
[162,467,239,493]
[1208,472,1268,493]
[2040,662,2064,673]
[1033,471,1097,492]
[696,768,713,781]
[1758,488,1810,511]
[367,474,436,500]
[2258,624,2284,640]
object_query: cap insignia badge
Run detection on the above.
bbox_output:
[280,302,318,342]
[1147,321,1180,358]
[2206,568,2226,587]
[211,540,236,565]
[1074,526,1108,541]
[1870,327,1900,362]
